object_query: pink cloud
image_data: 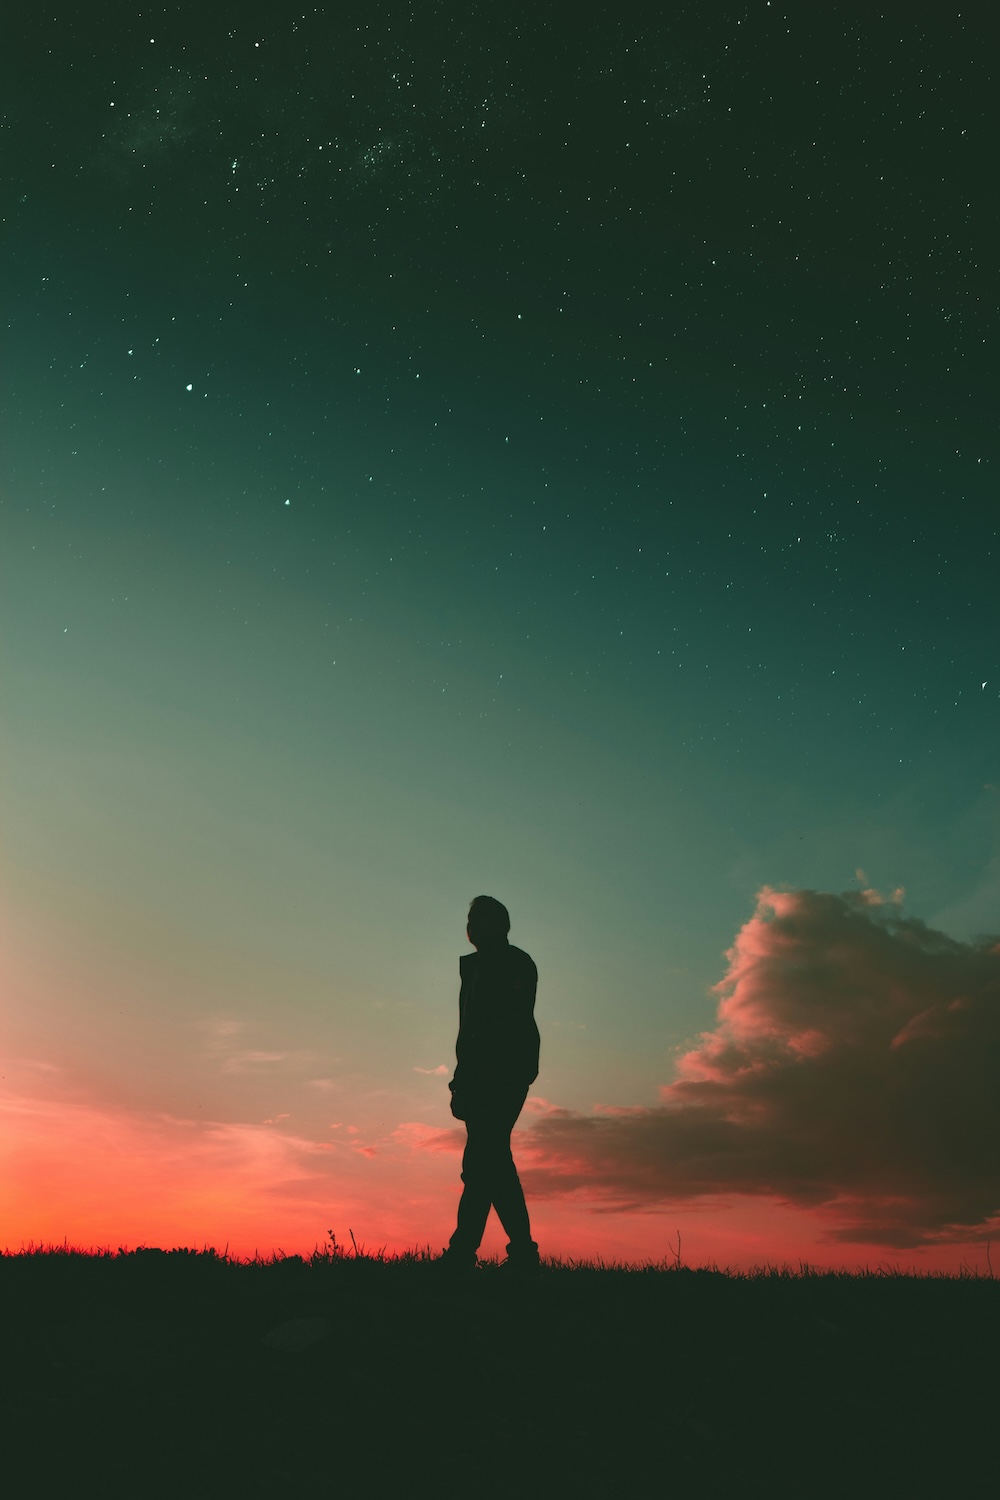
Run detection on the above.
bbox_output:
[515,888,1000,1248]
[390,1121,464,1155]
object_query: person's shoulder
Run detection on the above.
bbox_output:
[459,951,478,976]
[508,945,537,978]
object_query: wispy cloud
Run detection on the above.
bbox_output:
[390,1121,463,1155]
[196,1027,325,1077]
[219,1050,288,1075]
[509,888,1000,1248]
[191,1017,245,1046]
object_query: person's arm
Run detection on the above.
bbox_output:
[448,954,474,1117]
[522,957,540,1085]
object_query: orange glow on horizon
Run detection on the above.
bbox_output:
[3,1083,993,1275]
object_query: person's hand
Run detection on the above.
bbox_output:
[448,1080,466,1121]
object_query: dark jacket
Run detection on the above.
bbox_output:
[450,940,540,1098]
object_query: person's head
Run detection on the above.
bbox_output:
[467,894,510,949]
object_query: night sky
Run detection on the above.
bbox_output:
[4,3,998,1268]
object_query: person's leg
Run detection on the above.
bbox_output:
[449,1085,536,1259]
[487,1087,535,1255]
[447,1113,495,1257]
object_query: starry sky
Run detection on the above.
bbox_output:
[3,3,998,1269]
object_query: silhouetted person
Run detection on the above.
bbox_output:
[439,895,540,1275]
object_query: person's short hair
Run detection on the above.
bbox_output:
[468,894,510,937]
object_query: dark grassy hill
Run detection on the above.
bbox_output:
[3,1244,996,1498]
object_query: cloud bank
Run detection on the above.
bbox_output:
[517,888,1000,1247]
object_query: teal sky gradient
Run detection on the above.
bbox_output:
[3,3,998,1264]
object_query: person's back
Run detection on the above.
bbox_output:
[454,940,539,1096]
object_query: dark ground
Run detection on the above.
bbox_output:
[4,1247,997,1498]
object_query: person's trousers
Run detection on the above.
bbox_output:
[449,1084,532,1255]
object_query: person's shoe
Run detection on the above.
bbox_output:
[500,1240,541,1280]
[428,1246,477,1278]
